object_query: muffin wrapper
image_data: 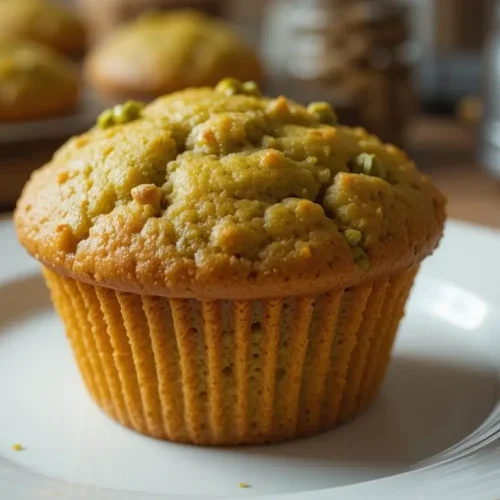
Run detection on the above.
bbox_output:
[43,265,418,445]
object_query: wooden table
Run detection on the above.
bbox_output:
[407,115,500,230]
[0,138,68,211]
[1,115,499,229]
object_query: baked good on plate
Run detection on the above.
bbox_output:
[84,10,262,100]
[15,79,446,445]
[0,41,79,122]
[0,0,86,56]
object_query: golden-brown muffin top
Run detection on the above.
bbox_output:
[0,41,79,121]
[0,0,86,56]
[15,81,445,298]
[84,10,262,98]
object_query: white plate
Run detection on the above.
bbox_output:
[1,216,500,500]
[0,91,104,144]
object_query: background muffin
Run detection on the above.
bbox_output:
[84,10,262,99]
[0,41,80,122]
[76,0,227,44]
[0,0,86,57]
[15,81,445,445]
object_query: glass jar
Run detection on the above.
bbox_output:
[263,0,417,145]
[479,0,500,180]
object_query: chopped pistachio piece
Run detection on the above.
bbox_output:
[344,228,362,246]
[307,101,338,125]
[352,246,370,270]
[317,168,331,184]
[114,100,144,124]
[238,482,250,489]
[215,77,242,96]
[241,80,261,97]
[112,105,128,124]
[96,100,145,129]
[12,443,23,451]
[262,135,277,148]
[214,78,261,97]
[353,153,386,179]
[96,109,114,129]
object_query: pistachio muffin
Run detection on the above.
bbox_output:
[76,0,227,43]
[0,41,80,122]
[84,10,262,100]
[15,80,445,445]
[0,0,86,56]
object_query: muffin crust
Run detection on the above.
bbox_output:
[15,83,445,298]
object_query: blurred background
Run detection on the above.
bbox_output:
[1,0,499,229]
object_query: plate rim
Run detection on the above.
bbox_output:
[0,90,104,145]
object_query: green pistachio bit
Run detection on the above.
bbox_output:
[113,100,144,124]
[262,135,277,148]
[96,109,115,129]
[352,246,370,270]
[215,77,242,96]
[241,80,261,97]
[96,101,145,129]
[344,228,362,246]
[112,104,127,124]
[307,101,337,125]
[354,153,386,179]
[317,168,331,184]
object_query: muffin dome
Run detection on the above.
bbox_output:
[84,11,262,99]
[15,81,446,445]
[15,81,445,298]
[0,0,86,56]
[0,41,79,122]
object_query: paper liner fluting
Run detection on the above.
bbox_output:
[43,266,418,445]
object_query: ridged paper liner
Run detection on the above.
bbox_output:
[43,266,418,445]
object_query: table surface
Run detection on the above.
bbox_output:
[408,115,500,230]
[1,114,499,229]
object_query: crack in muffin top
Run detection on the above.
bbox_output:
[15,82,446,298]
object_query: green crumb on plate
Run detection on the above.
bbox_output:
[12,443,23,451]
[238,482,250,488]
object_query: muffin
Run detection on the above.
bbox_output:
[84,10,262,100]
[76,0,227,43]
[0,41,80,122]
[15,80,445,445]
[0,0,86,56]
